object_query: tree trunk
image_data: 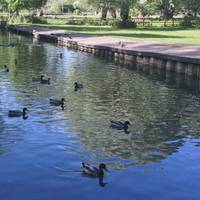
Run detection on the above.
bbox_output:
[164,19,167,27]
[194,10,197,17]
[101,7,108,20]
[110,7,116,19]
[120,5,129,22]
[15,10,19,16]
[37,9,44,17]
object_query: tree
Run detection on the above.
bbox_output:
[0,0,48,15]
[29,0,48,16]
[117,0,137,22]
[138,0,160,17]
[88,0,118,20]
[29,0,47,10]
[87,0,137,22]
[0,0,27,14]
[160,0,175,26]
[176,0,200,17]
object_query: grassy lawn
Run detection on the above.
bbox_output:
[35,23,200,45]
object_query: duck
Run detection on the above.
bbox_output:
[68,34,72,39]
[82,163,108,187]
[65,33,72,39]
[118,41,125,48]
[32,75,44,82]
[40,77,50,84]
[4,65,9,72]
[110,120,130,132]
[59,53,63,58]
[50,98,65,108]
[82,162,107,177]
[74,82,83,91]
[8,108,28,118]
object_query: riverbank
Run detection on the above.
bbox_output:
[9,24,200,78]
[34,24,200,45]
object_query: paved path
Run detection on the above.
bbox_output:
[10,25,200,61]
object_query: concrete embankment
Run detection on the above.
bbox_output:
[9,25,200,78]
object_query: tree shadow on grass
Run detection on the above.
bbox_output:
[89,32,184,39]
[136,26,191,31]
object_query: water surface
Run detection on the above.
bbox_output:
[0,31,200,200]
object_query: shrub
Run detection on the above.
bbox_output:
[10,16,48,24]
[180,16,200,28]
[8,15,29,24]
[30,17,47,24]
[110,19,137,29]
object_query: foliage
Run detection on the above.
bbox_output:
[138,0,160,17]
[160,0,175,20]
[180,16,200,28]
[110,19,137,28]
[44,0,92,14]
[117,0,138,22]
[175,0,200,17]
[28,0,47,10]
[8,14,28,23]
[29,16,47,24]
[0,0,27,13]
[0,0,47,13]
[88,0,118,20]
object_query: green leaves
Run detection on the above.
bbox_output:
[0,0,47,12]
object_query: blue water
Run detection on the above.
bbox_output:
[0,31,200,200]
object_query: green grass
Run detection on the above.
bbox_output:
[34,23,200,45]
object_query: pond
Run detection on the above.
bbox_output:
[0,31,200,200]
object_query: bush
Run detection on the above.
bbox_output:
[8,15,29,24]
[8,15,47,25]
[180,16,200,28]
[65,18,110,26]
[110,19,137,29]
[30,17,47,24]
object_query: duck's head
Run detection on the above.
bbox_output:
[99,163,108,171]
[61,98,65,102]
[61,98,65,108]
[40,75,44,79]
[74,82,78,86]
[23,108,28,113]
[4,65,7,68]
[124,121,130,133]
[124,121,130,126]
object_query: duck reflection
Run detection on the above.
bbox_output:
[110,120,131,134]
[8,107,28,120]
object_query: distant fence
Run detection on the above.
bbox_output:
[132,17,184,27]
[42,14,184,27]
[0,11,185,27]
